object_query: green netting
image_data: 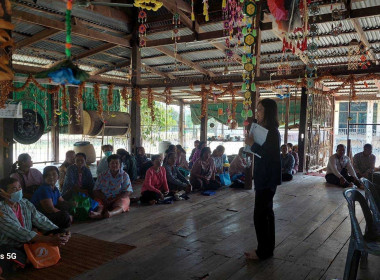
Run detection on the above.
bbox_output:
[190,100,300,128]
[12,81,121,133]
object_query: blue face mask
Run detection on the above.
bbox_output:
[105,151,112,157]
[10,190,23,203]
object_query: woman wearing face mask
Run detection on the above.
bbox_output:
[93,155,133,219]
[61,153,94,200]
[31,166,72,229]
[10,153,43,199]
[0,177,70,277]
[140,155,169,205]
[244,98,281,261]
[97,144,113,176]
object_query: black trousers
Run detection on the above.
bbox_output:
[140,191,161,203]
[44,210,71,229]
[282,173,293,182]
[254,187,276,260]
[325,168,356,188]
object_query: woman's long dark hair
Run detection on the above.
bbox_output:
[259,98,279,129]
[176,144,186,154]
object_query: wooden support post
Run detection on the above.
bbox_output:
[284,90,291,144]
[0,0,13,177]
[179,102,184,146]
[130,31,141,154]
[200,99,208,143]
[68,87,83,135]
[51,91,60,163]
[245,1,262,190]
[298,87,308,172]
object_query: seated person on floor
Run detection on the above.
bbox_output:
[229,147,247,186]
[176,144,190,176]
[0,177,70,277]
[189,140,200,169]
[287,143,299,174]
[136,147,152,179]
[211,145,229,176]
[97,144,113,176]
[31,166,73,229]
[353,143,376,180]
[325,144,363,189]
[61,153,94,201]
[163,145,177,164]
[281,144,295,182]
[117,149,138,182]
[59,150,75,190]
[189,141,206,169]
[190,147,221,191]
[93,155,132,218]
[10,153,43,200]
[164,152,192,194]
[140,154,169,205]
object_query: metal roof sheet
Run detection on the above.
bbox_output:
[49,33,104,49]
[143,56,176,66]
[105,47,131,58]
[141,48,164,57]
[182,50,224,61]
[13,21,46,36]
[31,40,83,56]
[147,28,193,40]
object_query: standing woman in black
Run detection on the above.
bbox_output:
[244,98,281,260]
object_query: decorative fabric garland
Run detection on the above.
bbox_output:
[93,83,103,117]
[164,87,172,105]
[107,84,114,106]
[78,82,86,102]
[147,87,155,122]
[134,87,142,106]
[121,86,130,108]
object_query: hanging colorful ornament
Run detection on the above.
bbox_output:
[138,9,147,48]
[348,39,360,70]
[244,1,257,16]
[134,0,163,12]
[218,108,224,116]
[35,0,89,84]
[172,12,181,70]
[203,0,209,22]
[191,0,195,21]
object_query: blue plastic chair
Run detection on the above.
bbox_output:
[343,189,380,280]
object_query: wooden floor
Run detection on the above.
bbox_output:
[70,175,380,280]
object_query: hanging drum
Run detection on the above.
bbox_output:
[83,110,131,136]
[14,109,45,144]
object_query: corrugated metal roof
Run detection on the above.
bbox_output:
[31,40,83,56]
[141,48,164,57]
[143,56,176,66]
[13,21,46,36]
[49,33,104,49]
[87,53,121,64]
[13,0,131,33]
[105,47,131,58]
[146,28,193,40]
[182,50,224,61]
[200,22,223,32]
[13,54,53,65]
[359,16,380,29]
[352,0,380,9]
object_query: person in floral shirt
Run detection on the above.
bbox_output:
[93,155,133,218]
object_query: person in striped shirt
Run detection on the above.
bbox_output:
[0,177,70,276]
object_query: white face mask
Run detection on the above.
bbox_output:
[10,190,23,203]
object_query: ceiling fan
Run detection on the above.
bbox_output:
[76,0,134,8]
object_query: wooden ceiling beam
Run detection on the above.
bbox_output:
[90,60,130,76]
[47,43,118,68]
[15,28,61,49]
[12,10,131,47]
[142,63,176,79]
[154,46,216,77]
[351,18,378,64]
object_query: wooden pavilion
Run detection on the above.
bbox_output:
[1,0,380,279]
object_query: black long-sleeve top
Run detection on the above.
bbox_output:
[251,127,282,190]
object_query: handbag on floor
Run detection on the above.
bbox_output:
[24,242,60,269]
[219,172,232,186]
